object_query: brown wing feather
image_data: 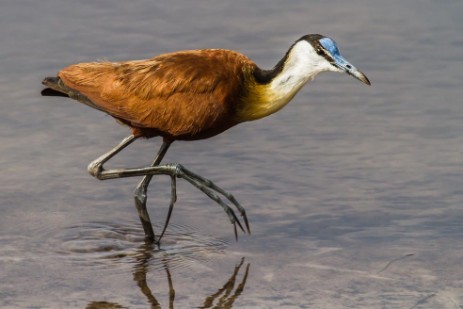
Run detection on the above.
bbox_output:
[58,49,253,139]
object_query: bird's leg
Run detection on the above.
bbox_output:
[87,163,250,238]
[133,141,171,243]
[86,134,159,242]
[87,135,249,239]
[87,134,138,179]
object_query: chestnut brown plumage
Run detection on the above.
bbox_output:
[41,34,370,244]
[56,50,253,141]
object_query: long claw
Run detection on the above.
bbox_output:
[244,215,250,234]
[227,195,250,234]
[180,172,245,234]
[157,175,177,244]
[180,168,250,234]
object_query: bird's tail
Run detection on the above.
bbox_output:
[41,76,108,113]
[41,77,70,97]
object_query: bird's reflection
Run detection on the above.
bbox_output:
[199,257,249,309]
[133,243,174,309]
[86,243,249,309]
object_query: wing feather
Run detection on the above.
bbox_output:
[58,49,252,137]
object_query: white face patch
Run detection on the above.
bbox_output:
[270,40,337,94]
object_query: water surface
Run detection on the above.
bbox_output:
[1,0,463,308]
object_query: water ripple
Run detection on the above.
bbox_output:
[51,221,229,272]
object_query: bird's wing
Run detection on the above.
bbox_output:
[58,50,251,136]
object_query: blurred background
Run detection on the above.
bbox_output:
[1,0,462,308]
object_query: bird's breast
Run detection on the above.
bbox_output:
[235,80,295,122]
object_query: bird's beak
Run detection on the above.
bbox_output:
[333,55,371,85]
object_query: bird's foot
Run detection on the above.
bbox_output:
[169,163,250,239]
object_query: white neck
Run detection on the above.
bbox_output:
[239,40,336,121]
[268,40,333,105]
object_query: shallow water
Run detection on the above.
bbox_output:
[1,0,463,308]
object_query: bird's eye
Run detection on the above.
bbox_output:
[316,49,324,56]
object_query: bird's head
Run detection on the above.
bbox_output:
[241,34,370,121]
[288,34,371,85]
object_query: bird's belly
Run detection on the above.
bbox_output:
[131,116,238,141]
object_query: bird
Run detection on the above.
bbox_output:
[41,34,370,244]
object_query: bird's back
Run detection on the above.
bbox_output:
[54,49,256,140]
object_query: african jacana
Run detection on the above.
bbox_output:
[41,34,370,244]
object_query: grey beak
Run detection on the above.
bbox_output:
[348,67,371,85]
[333,55,371,85]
